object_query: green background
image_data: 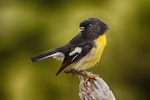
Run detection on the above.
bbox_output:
[0,0,150,100]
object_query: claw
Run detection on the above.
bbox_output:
[84,73,99,85]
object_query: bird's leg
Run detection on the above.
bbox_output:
[64,68,77,76]
[76,70,87,76]
[64,69,87,76]
[64,69,99,85]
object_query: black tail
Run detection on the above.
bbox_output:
[31,49,56,62]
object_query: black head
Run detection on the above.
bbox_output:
[79,18,108,39]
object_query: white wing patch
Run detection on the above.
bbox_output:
[39,52,64,61]
[69,47,82,56]
[50,52,65,60]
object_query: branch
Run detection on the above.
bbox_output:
[78,72,116,100]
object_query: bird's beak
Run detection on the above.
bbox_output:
[79,27,85,32]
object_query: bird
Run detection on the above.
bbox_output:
[31,18,108,77]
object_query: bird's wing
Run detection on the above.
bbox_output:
[56,41,94,76]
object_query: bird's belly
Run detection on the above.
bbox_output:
[72,34,106,70]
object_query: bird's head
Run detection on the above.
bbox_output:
[79,18,108,40]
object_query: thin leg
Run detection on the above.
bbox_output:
[64,69,99,85]
[64,68,77,75]
[64,68,88,76]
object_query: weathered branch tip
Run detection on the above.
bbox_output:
[78,72,116,100]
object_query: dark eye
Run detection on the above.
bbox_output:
[88,24,92,28]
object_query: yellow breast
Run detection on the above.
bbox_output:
[92,34,106,64]
[72,34,106,70]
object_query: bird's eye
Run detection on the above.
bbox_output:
[88,24,92,28]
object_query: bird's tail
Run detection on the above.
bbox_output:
[31,49,58,62]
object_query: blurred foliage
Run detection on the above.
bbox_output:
[0,0,150,100]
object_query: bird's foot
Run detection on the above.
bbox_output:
[84,73,99,85]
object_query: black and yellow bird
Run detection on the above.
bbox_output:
[31,18,108,76]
